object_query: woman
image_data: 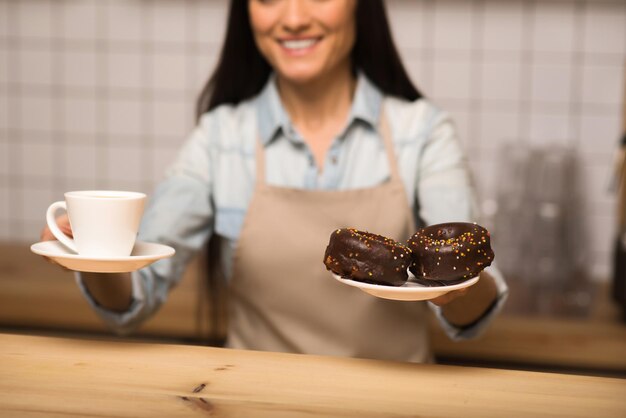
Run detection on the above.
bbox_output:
[42,0,507,362]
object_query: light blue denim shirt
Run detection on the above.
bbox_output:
[77,73,508,342]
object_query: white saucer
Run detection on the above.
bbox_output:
[330,272,479,301]
[31,240,175,273]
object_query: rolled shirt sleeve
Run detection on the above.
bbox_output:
[417,109,508,340]
[428,265,509,341]
[75,116,215,334]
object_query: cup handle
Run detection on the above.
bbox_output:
[46,201,78,254]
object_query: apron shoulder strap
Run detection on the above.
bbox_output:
[378,106,403,183]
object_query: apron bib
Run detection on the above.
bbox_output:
[226,110,431,362]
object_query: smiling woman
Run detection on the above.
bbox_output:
[248,0,359,165]
[197,0,421,118]
[249,0,357,84]
[197,0,423,168]
[40,0,507,363]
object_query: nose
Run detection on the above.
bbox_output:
[282,0,312,33]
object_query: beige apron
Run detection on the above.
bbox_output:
[226,111,431,362]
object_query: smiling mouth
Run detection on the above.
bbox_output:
[278,37,322,52]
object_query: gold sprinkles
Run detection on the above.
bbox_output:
[406,222,494,283]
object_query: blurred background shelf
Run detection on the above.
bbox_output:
[0,242,212,341]
[430,278,626,376]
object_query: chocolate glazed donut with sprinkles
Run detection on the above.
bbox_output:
[324,228,412,286]
[407,222,494,287]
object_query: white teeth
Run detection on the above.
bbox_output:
[281,39,317,50]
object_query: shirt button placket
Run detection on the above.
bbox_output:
[324,145,341,189]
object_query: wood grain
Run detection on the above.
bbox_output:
[0,333,625,418]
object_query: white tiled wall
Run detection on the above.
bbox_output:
[0,0,624,280]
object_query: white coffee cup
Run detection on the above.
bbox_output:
[46,190,146,257]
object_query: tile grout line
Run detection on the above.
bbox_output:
[95,0,108,190]
[141,1,154,194]
[518,0,535,144]
[9,85,623,113]
[469,0,485,169]
[52,2,65,197]
[568,1,586,149]
[465,1,480,197]
[0,1,6,234]
[420,0,435,96]
[6,36,624,66]
[6,1,23,240]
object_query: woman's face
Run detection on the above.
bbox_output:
[249,0,357,85]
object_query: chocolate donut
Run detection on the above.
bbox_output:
[407,222,494,286]
[324,228,411,286]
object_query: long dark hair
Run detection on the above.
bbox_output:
[196,0,422,120]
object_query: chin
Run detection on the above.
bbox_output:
[275,65,331,86]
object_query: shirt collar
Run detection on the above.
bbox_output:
[256,73,290,145]
[255,72,384,145]
[349,72,383,129]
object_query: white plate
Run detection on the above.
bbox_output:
[331,272,479,301]
[31,240,175,273]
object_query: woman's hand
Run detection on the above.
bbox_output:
[40,214,72,242]
[435,272,499,327]
[40,214,133,311]
[39,214,72,269]
[430,287,469,306]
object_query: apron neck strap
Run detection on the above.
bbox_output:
[255,105,401,186]
[378,106,402,182]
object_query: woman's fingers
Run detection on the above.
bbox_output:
[40,214,72,241]
[39,214,73,271]
[430,287,469,306]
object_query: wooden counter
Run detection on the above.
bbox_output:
[0,333,624,418]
